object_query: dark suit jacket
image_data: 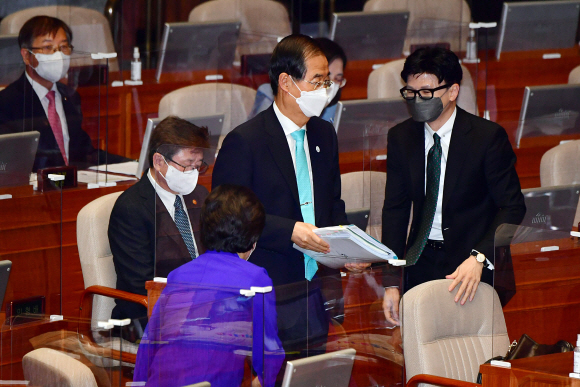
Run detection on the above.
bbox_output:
[212,105,347,351]
[382,107,526,288]
[212,105,347,286]
[0,72,127,171]
[109,175,208,320]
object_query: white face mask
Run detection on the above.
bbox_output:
[161,158,199,195]
[288,77,328,117]
[325,82,340,107]
[30,51,70,83]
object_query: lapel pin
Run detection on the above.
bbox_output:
[316,146,320,153]
[192,199,197,205]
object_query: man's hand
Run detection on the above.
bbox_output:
[344,262,371,273]
[291,222,330,253]
[382,287,400,326]
[445,255,483,305]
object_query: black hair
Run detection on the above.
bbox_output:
[268,34,324,97]
[200,184,265,253]
[315,37,347,69]
[19,16,73,49]
[401,47,462,86]
[147,116,209,169]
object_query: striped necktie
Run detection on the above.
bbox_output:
[174,196,197,260]
[290,129,318,280]
[405,132,442,266]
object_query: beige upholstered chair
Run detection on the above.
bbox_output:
[158,83,256,148]
[77,192,146,361]
[540,140,580,227]
[402,279,509,386]
[341,171,386,240]
[363,0,471,53]
[189,0,291,56]
[569,65,580,84]
[0,6,118,71]
[367,59,478,116]
[23,348,98,387]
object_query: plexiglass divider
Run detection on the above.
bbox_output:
[492,222,580,382]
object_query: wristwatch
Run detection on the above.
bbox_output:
[470,249,489,268]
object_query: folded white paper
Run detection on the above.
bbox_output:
[88,161,139,176]
[293,225,398,269]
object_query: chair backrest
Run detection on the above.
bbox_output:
[363,0,471,52]
[77,191,123,325]
[341,171,386,240]
[540,140,580,226]
[569,65,580,84]
[23,348,98,387]
[367,59,478,116]
[189,0,291,56]
[158,82,256,147]
[402,279,509,384]
[0,6,118,71]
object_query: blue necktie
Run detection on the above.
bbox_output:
[405,133,442,266]
[290,129,318,280]
[174,196,197,260]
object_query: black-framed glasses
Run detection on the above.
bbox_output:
[29,44,74,55]
[400,84,451,100]
[296,77,334,90]
[164,156,209,174]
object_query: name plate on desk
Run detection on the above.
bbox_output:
[6,295,45,325]
[37,166,77,192]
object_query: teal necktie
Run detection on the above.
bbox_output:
[405,133,442,266]
[290,129,318,280]
[174,196,197,260]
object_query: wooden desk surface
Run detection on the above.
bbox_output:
[480,352,580,386]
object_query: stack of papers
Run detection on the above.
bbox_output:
[293,225,399,269]
[88,161,139,176]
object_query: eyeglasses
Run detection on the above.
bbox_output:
[29,44,74,55]
[297,77,334,90]
[400,84,451,100]
[164,156,209,174]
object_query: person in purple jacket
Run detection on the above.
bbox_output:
[134,184,284,387]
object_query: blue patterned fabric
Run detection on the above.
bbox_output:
[290,129,318,280]
[405,132,442,265]
[174,196,197,259]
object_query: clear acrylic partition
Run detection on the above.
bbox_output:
[0,314,128,385]
[492,221,580,380]
[134,282,283,386]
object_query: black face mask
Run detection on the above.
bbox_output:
[326,88,342,108]
[406,96,444,122]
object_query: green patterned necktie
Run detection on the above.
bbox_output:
[405,132,442,266]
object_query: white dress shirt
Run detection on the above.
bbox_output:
[424,107,457,241]
[25,71,70,159]
[147,169,198,255]
[273,101,316,215]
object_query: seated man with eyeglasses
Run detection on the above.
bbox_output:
[108,116,210,336]
[0,15,128,171]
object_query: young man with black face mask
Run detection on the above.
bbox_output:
[108,116,210,336]
[0,16,127,171]
[381,47,526,325]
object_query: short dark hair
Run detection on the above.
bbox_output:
[18,16,73,49]
[201,184,266,253]
[315,37,347,69]
[401,47,462,86]
[268,34,324,96]
[147,116,210,168]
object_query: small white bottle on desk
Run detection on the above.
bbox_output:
[131,46,141,81]
[574,334,580,374]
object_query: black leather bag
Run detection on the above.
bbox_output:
[476,334,574,383]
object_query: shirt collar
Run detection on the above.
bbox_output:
[425,106,456,139]
[25,70,58,101]
[273,101,306,136]
[147,168,179,204]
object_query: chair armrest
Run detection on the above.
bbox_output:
[407,374,480,387]
[79,285,147,320]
